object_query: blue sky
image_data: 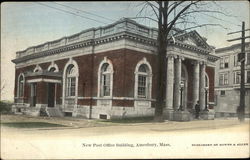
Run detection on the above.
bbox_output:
[1,1,249,100]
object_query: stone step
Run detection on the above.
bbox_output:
[46,107,64,117]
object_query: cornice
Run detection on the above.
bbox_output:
[215,42,250,53]
[12,31,158,64]
[168,40,211,55]
[12,31,216,64]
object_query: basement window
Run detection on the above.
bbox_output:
[99,114,107,119]
[65,112,72,117]
[220,90,226,96]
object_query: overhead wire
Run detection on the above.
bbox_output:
[36,2,108,25]
[53,2,115,22]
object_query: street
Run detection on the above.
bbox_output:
[1,115,250,159]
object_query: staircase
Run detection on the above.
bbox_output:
[46,107,64,117]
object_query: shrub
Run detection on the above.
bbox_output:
[0,101,12,114]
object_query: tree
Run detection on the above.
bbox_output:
[0,80,6,101]
[130,1,234,121]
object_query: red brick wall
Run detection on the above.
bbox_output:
[73,48,157,99]
[74,55,94,98]
[123,49,157,99]
[15,65,35,102]
[13,48,215,108]
[39,62,50,71]
[78,99,97,106]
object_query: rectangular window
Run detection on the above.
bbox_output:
[219,74,224,85]
[19,83,24,97]
[67,77,76,97]
[138,75,146,98]
[220,58,224,69]
[220,90,225,96]
[234,72,241,84]
[234,54,239,66]
[102,74,110,96]
[224,73,229,85]
[247,71,250,83]
[70,77,76,96]
[247,53,250,65]
[224,57,229,68]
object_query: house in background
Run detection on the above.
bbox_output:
[215,42,250,117]
[12,18,218,120]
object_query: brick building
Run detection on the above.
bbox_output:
[12,18,218,120]
[215,42,250,117]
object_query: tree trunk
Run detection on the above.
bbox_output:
[154,2,167,122]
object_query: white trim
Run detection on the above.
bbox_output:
[62,58,79,107]
[27,78,61,83]
[97,57,114,98]
[205,73,210,104]
[15,38,216,69]
[47,61,59,72]
[77,96,156,101]
[17,73,25,97]
[215,87,234,91]
[33,64,42,72]
[134,57,153,99]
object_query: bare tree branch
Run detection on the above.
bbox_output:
[167,1,200,35]
[182,23,229,31]
[167,1,185,16]
[136,2,148,18]
[199,12,241,27]
[133,0,236,121]
[181,9,238,18]
[146,1,159,20]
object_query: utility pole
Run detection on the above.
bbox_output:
[227,21,250,122]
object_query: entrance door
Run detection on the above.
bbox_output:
[47,83,55,107]
[30,83,37,107]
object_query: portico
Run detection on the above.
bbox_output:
[164,31,218,121]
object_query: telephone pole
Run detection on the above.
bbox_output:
[227,21,250,122]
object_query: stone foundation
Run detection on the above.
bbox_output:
[200,110,215,120]
[173,110,191,121]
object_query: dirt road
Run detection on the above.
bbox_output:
[1,115,249,159]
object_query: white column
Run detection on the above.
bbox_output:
[199,62,206,110]
[166,55,174,109]
[193,61,200,108]
[173,57,182,110]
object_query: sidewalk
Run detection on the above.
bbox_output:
[1,114,249,131]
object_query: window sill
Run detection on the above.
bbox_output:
[65,97,75,99]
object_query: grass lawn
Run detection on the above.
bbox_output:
[1,122,67,128]
[99,116,154,123]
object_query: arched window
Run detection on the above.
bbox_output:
[134,58,152,99]
[97,57,114,98]
[49,67,56,72]
[48,62,59,72]
[66,65,76,97]
[100,63,111,97]
[18,74,25,97]
[33,65,42,72]
[137,64,149,98]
